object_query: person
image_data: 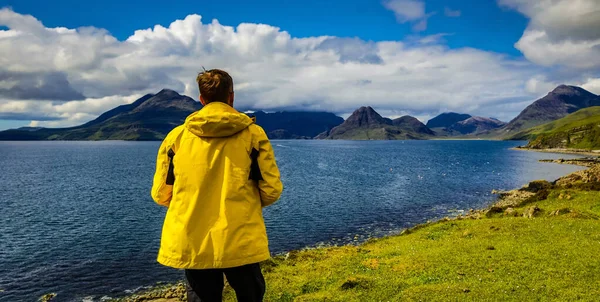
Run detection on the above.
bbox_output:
[151,69,283,302]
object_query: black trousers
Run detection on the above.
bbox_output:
[185,263,265,302]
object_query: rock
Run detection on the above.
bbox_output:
[504,207,515,216]
[485,206,504,217]
[39,293,57,302]
[556,165,600,187]
[493,190,535,208]
[523,206,541,218]
[523,180,553,193]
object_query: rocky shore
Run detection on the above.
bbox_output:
[512,146,600,157]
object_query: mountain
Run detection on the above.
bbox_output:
[317,106,434,140]
[249,111,343,139]
[0,89,201,141]
[501,85,600,135]
[0,89,345,141]
[447,116,506,135]
[392,115,435,136]
[510,106,600,150]
[426,112,505,136]
[426,112,472,128]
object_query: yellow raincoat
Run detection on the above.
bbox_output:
[151,102,283,269]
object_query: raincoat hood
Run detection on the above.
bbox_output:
[185,102,254,138]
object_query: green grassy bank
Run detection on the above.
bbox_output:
[109,164,600,302]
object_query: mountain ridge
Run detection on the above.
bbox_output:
[1,85,598,141]
[0,89,344,141]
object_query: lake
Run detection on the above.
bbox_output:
[0,140,584,302]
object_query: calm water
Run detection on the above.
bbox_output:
[0,140,584,302]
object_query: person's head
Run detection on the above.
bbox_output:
[196,69,234,106]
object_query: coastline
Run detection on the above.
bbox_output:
[511,146,600,157]
[98,149,600,302]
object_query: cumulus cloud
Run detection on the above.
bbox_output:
[2,94,144,127]
[383,0,426,22]
[0,7,591,129]
[383,0,434,32]
[0,71,85,101]
[499,0,600,69]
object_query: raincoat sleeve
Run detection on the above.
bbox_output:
[151,137,173,207]
[256,130,283,207]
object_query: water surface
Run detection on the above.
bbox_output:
[0,140,584,301]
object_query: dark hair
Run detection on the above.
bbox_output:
[196,69,233,104]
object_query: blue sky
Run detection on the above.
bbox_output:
[0,0,598,130]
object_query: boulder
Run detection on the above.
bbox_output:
[504,207,516,216]
[523,206,541,218]
[523,180,553,193]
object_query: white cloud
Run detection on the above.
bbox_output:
[581,78,600,94]
[0,94,143,127]
[414,33,452,45]
[525,76,557,95]
[383,0,426,22]
[499,0,600,69]
[0,7,593,129]
[444,7,462,17]
[383,0,434,32]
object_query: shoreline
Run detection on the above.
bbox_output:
[99,149,599,301]
[511,146,600,157]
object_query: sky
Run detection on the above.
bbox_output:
[0,0,599,130]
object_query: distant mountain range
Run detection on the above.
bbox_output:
[0,84,598,142]
[426,112,472,129]
[0,89,343,141]
[426,113,506,136]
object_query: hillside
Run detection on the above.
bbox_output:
[0,90,344,141]
[317,107,434,140]
[500,85,600,136]
[511,106,600,150]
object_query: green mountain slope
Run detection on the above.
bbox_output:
[511,106,600,150]
[501,85,600,136]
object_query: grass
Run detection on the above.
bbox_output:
[221,187,600,301]
[114,172,600,302]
